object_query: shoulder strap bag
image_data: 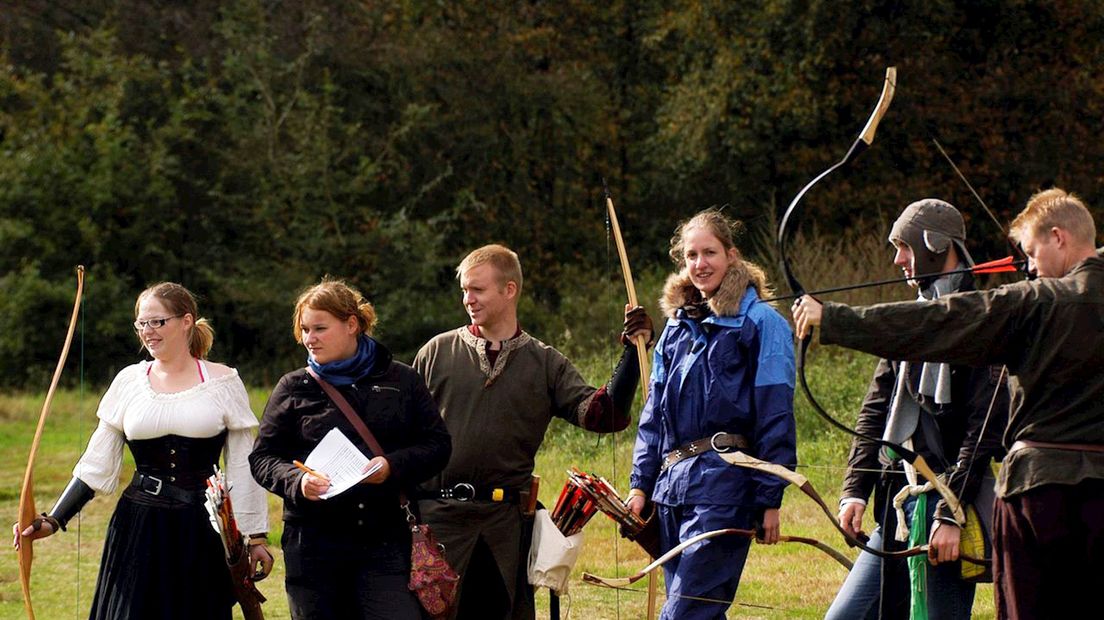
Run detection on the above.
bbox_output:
[305,368,460,618]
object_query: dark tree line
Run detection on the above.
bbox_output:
[2,0,1101,387]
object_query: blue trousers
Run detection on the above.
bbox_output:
[824,494,976,620]
[657,503,753,620]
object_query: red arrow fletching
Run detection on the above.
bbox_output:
[971,256,1019,274]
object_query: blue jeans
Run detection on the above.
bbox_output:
[824,493,976,620]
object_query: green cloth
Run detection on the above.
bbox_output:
[907,492,928,620]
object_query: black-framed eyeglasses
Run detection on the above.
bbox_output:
[133,315,183,331]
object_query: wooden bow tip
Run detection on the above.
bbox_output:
[858,66,897,146]
[582,572,637,588]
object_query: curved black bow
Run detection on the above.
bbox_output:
[776,67,970,536]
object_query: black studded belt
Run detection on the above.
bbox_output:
[419,483,523,504]
[661,432,750,471]
[128,472,206,505]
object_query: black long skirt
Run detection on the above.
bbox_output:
[89,488,235,620]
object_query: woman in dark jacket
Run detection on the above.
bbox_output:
[249,278,451,619]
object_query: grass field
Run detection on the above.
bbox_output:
[0,346,995,619]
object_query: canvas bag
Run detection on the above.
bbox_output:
[527,508,584,594]
[960,471,996,583]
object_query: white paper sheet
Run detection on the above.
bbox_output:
[303,427,383,499]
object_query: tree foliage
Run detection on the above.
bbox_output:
[1,0,1101,387]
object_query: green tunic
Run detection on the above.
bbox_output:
[412,327,607,615]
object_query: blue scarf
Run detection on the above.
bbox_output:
[307,334,377,386]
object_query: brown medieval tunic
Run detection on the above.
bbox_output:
[413,326,628,618]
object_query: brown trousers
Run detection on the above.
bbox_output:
[993,479,1104,619]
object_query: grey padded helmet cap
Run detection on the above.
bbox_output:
[888,199,969,277]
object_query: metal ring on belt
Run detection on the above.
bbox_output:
[710,431,733,453]
[427,483,520,503]
[439,483,476,501]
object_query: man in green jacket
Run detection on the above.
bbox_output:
[792,188,1103,619]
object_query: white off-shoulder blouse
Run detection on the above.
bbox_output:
[74,361,268,535]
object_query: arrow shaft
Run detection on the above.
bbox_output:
[762,258,1022,303]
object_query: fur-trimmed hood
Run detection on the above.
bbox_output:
[660,259,773,318]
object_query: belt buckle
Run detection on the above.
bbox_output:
[142,475,164,496]
[710,432,732,453]
[451,483,475,502]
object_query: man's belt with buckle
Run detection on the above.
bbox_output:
[661,432,750,471]
[129,472,204,504]
[424,483,522,504]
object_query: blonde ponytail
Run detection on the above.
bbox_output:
[190,317,215,359]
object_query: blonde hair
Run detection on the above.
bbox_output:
[292,278,377,343]
[456,244,523,294]
[1011,188,1096,246]
[136,282,214,359]
[669,208,773,296]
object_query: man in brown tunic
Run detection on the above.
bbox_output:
[413,244,652,619]
[793,188,1104,619]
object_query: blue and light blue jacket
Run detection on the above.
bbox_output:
[630,275,796,510]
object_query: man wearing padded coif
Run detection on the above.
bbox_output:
[824,200,1008,620]
[889,199,975,298]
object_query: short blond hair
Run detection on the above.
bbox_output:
[456,244,523,294]
[1011,188,1096,246]
[292,278,377,343]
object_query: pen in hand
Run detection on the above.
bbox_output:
[293,460,329,480]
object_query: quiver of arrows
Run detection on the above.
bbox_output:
[552,467,661,558]
[205,468,266,620]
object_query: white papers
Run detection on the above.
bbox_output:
[303,427,383,499]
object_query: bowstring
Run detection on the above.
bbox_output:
[76,277,86,618]
[927,138,1018,507]
[604,200,622,620]
[586,582,783,612]
[790,463,900,472]
[956,365,1008,505]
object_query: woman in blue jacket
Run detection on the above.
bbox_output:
[627,208,797,619]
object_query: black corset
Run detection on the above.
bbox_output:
[127,431,228,491]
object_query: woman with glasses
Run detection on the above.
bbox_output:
[249,278,451,619]
[13,282,273,620]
